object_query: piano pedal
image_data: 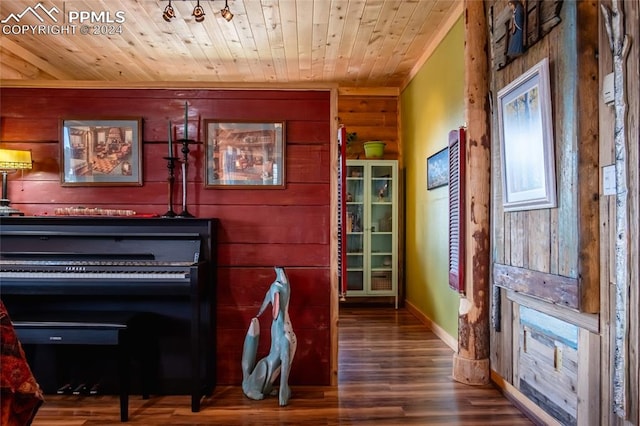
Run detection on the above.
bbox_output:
[72,383,89,395]
[89,382,101,395]
[57,383,73,395]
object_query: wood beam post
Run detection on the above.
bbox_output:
[452,0,491,385]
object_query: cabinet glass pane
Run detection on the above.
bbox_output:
[346,254,363,269]
[371,204,392,233]
[372,165,393,206]
[347,270,364,291]
[346,163,364,236]
[369,271,392,291]
[347,165,364,179]
[346,165,364,203]
[346,204,363,233]
[371,165,393,178]
[370,178,392,203]
[347,233,363,253]
[370,234,392,254]
[370,253,393,270]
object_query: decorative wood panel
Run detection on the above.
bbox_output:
[494,263,578,309]
[516,306,579,426]
[0,87,332,386]
[489,0,599,313]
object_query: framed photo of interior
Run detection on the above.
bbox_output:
[497,57,556,211]
[204,120,285,188]
[427,147,449,190]
[60,118,143,186]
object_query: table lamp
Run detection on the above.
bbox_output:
[0,148,33,216]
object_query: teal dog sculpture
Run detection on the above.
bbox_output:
[241,266,297,406]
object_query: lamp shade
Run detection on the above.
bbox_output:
[0,149,33,170]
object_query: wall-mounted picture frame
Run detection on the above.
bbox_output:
[204,121,285,188]
[497,57,556,211]
[60,118,143,186]
[427,147,449,190]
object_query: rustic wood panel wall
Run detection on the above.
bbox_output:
[490,0,599,313]
[488,1,603,424]
[0,87,332,386]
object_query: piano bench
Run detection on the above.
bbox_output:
[12,320,139,422]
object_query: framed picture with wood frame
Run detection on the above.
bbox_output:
[60,118,143,186]
[497,57,556,211]
[204,120,286,188]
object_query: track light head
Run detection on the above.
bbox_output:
[162,1,175,22]
[193,0,205,22]
[221,0,233,21]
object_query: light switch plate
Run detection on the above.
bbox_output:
[603,164,616,195]
[603,73,614,105]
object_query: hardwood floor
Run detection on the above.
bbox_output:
[31,307,532,425]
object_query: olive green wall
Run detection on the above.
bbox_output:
[400,17,464,338]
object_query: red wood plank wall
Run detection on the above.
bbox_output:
[0,88,332,385]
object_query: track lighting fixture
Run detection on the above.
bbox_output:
[162,0,175,22]
[192,0,205,22]
[221,0,233,21]
[161,0,233,23]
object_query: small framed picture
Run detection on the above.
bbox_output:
[204,121,285,188]
[427,147,449,190]
[60,118,143,186]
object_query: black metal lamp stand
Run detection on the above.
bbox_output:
[162,156,179,217]
[177,139,197,218]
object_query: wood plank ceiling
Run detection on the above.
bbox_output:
[0,0,461,87]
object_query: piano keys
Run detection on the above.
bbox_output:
[0,216,217,412]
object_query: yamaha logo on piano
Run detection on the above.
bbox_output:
[65,266,87,272]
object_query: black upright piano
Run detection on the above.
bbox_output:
[0,216,217,412]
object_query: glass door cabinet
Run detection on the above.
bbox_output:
[344,160,398,307]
